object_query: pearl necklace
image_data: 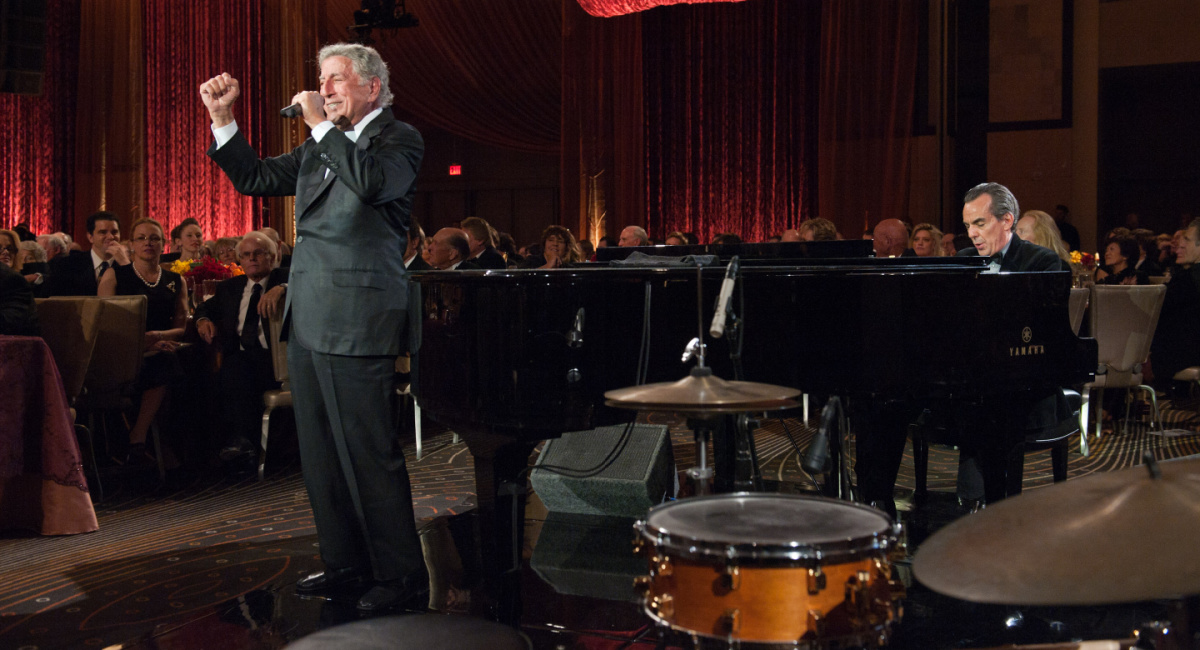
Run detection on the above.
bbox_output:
[132,263,161,288]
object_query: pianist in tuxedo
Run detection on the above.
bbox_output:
[427,228,479,270]
[194,232,288,463]
[953,182,1071,503]
[856,183,1068,516]
[46,211,130,296]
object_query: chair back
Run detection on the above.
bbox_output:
[1068,287,1089,336]
[268,313,288,385]
[34,297,105,404]
[80,295,148,408]
[1088,284,1166,375]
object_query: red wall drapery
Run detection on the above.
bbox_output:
[642,0,821,244]
[818,0,919,237]
[0,0,79,235]
[142,0,269,245]
[577,0,745,19]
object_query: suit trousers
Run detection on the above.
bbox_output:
[287,338,423,581]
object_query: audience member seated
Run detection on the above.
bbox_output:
[497,232,522,267]
[15,240,49,295]
[872,219,912,258]
[0,261,40,336]
[579,239,595,260]
[1158,233,1176,268]
[98,218,188,465]
[0,228,19,272]
[1133,228,1163,277]
[521,225,583,269]
[1150,218,1200,396]
[1095,234,1148,285]
[36,233,67,262]
[213,237,241,265]
[664,231,689,246]
[195,232,289,466]
[256,228,291,268]
[1014,210,1072,264]
[47,211,130,296]
[427,228,478,270]
[161,217,205,264]
[781,228,802,242]
[460,217,507,270]
[910,223,944,257]
[404,219,431,271]
[712,233,743,245]
[798,218,838,242]
[618,226,650,247]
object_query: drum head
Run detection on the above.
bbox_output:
[640,493,895,563]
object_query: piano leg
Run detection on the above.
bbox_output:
[710,414,763,493]
[462,436,537,626]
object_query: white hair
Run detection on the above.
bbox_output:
[318,42,393,108]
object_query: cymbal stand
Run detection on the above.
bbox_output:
[685,414,718,495]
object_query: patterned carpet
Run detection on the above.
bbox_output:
[2,402,1198,649]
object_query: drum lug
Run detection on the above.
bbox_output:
[717,608,742,636]
[807,609,826,637]
[650,555,673,578]
[633,575,652,594]
[632,536,645,556]
[807,566,826,595]
[721,565,741,591]
[648,593,675,621]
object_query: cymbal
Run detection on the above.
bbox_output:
[912,454,1200,605]
[604,368,800,413]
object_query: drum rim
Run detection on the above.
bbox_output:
[634,493,898,564]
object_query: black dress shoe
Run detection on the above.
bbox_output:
[218,437,255,462]
[295,567,368,594]
[356,567,430,613]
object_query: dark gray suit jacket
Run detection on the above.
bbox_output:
[208,109,422,356]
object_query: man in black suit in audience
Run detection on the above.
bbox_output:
[404,219,431,271]
[195,232,288,464]
[460,217,506,270]
[47,211,129,296]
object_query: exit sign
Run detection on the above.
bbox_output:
[448,165,462,176]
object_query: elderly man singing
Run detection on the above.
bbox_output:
[200,43,426,613]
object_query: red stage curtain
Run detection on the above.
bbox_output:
[577,0,745,18]
[323,0,563,156]
[642,0,820,244]
[818,0,919,238]
[142,0,270,244]
[0,0,79,234]
[561,1,644,242]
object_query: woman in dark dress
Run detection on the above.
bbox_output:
[98,217,189,461]
[520,225,583,269]
[1095,234,1149,285]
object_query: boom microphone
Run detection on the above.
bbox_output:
[802,398,840,474]
[709,256,740,338]
[280,104,303,118]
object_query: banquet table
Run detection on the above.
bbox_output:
[0,335,99,535]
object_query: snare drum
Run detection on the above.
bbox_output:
[633,493,903,647]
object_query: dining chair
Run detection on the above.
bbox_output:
[259,312,291,481]
[1079,284,1167,453]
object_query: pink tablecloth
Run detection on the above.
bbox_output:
[0,335,99,535]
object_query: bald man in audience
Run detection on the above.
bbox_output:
[618,226,649,247]
[872,219,913,258]
[460,216,506,270]
[427,228,479,270]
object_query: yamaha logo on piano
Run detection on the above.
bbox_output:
[1011,327,1043,356]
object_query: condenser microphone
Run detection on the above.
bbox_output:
[802,398,840,474]
[708,256,740,338]
[280,104,303,118]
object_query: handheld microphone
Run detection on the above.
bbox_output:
[280,104,303,118]
[709,256,740,338]
[802,398,840,474]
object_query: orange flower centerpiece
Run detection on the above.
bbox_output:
[1069,251,1097,287]
[168,257,243,306]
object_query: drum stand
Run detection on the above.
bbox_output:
[685,415,718,495]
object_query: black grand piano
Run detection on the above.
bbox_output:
[408,240,1097,619]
